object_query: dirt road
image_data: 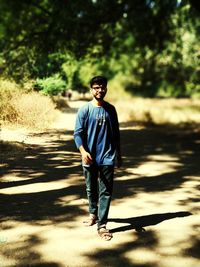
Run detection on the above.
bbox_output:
[0,100,200,267]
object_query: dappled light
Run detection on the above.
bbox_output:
[1,99,200,266]
[0,0,200,265]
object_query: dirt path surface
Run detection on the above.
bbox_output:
[0,100,200,267]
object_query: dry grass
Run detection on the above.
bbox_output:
[112,97,200,126]
[106,78,200,126]
[0,79,59,130]
[1,78,200,130]
[13,92,59,129]
[0,80,21,123]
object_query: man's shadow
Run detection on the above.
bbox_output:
[109,211,192,233]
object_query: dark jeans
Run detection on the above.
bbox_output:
[83,165,114,229]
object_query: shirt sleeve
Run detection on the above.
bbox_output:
[113,107,120,145]
[74,106,86,149]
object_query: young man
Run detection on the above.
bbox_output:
[74,76,122,241]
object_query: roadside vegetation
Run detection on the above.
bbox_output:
[0,1,199,131]
[106,84,200,126]
[0,79,59,130]
[114,97,200,127]
[1,78,199,132]
[0,1,199,99]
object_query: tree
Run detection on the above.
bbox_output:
[0,0,199,96]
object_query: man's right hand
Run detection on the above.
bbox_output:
[82,151,93,165]
[79,145,93,165]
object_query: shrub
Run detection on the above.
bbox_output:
[12,92,58,129]
[0,79,21,122]
[35,74,66,96]
[0,79,58,130]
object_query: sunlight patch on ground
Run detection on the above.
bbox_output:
[0,254,15,267]
[183,176,200,187]
[29,172,45,177]
[111,172,199,216]
[160,256,200,267]
[0,173,45,182]
[147,154,180,161]
[24,155,37,159]
[120,125,145,130]
[112,175,198,214]
[49,156,70,161]
[55,195,87,206]
[1,128,29,143]
[38,151,80,162]
[39,150,79,156]
[115,173,140,181]
[54,165,73,169]
[51,113,76,131]
[157,214,200,253]
[54,162,80,169]
[125,246,200,267]
[125,158,182,177]
[36,227,96,266]
[124,248,161,266]
[1,126,73,146]
[0,163,9,168]
[0,181,70,194]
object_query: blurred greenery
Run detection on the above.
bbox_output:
[0,0,199,97]
[34,74,66,96]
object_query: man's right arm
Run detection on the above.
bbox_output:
[74,108,85,149]
[74,108,93,165]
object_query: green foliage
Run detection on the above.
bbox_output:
[32,53,67,78]
[0,0,200,97]
[34,75,66,96]
[61,53,79,89]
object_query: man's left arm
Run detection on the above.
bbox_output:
[113,107,122,168]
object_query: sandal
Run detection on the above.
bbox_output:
[83,214,97,226]
[98,227,113,241]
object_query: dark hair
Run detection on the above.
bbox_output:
[90,76,107,88]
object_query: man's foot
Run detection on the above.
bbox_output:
[83,214,97,226]
[98,227,113,241]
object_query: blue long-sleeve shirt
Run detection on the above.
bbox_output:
[74,101,120,166]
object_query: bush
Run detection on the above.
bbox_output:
[0,79,21,122]
[12,92,58,129]
[35,74,66,95]
[0,79,58,130]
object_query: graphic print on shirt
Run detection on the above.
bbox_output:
[96,107,106,126]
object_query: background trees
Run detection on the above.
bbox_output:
[0,0,199,97]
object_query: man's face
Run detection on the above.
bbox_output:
[91,83,107,101]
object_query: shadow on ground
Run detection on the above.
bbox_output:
[0,119,200,266]
[0,129,85,223]
[109,211,192,233]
